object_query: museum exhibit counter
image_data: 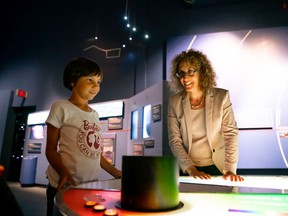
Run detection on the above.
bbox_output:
[55,176,288,216]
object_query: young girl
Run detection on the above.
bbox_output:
[45,57,122,216]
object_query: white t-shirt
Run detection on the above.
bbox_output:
[45,100,102,188]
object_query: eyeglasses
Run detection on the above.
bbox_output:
[175,69,197,78]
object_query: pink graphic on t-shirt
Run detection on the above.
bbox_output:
[77,120,102,159]
[86,131,100,149]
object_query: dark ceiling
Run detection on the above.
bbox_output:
[0,0,286,109]
[1,0,272,59]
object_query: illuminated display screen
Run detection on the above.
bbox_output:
[178,176,288,214]
[62,176,288,215]
[29,124,45,139]
[90,100,124,120]
[27,110,49,125]
[130,109,138,140]
[142,104,151,139]
[185,193,288,215]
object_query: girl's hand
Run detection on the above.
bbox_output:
[56,169,77,192]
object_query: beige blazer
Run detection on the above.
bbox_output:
[167,87,239,174]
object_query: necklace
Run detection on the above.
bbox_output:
[190,95,204,109]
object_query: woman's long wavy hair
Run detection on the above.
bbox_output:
[169,49,217,94]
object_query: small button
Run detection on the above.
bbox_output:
[104,209,118,216]
[85,201,96,208]
[93,204,106,212]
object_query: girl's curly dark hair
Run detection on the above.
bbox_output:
[169,49,217,94]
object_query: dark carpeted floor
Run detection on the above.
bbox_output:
[7,181,47,216]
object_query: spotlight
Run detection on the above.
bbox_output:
[144,34,149,39]
[126,23,130,28]
[124,15,128,20]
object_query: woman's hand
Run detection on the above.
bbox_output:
[186,166,211,179]
[223,171,244,182]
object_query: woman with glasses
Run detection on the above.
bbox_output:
[167,49,243,182]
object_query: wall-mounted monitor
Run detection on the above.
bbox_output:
[27,110,49,125]
[130,109,138,140]
[90,100,124,120]
[142,104,151,139]
[29,124,45,140]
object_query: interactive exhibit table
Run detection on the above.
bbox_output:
[55,176,288,215]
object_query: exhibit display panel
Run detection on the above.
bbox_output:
[24,111,50,185]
